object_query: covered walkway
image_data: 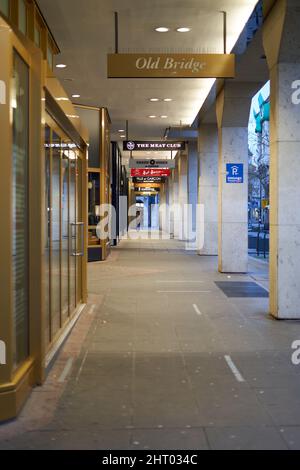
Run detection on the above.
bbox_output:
[1,238,300,450]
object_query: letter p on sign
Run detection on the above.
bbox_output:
[0,80,6,105]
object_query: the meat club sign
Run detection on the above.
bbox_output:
[124,141,185,152]
[131,169,171,177]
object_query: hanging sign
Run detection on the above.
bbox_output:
[134,187,160,193]
[226,164,244,184]
[108,54,235,79]
[131,168,171,177]
[129,158,175,169]
[134,183,161,189]
[124,141,185,151]
[133,177,165,184]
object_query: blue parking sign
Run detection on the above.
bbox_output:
[226,163,244,183]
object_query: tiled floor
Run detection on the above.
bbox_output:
[1,235,300,450]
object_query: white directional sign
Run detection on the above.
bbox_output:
[129,158,175,169]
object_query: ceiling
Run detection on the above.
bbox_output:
[37,0,259,144]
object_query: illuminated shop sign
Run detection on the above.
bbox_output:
[133,177,165,183]
[134,187,160,193]
[108,54,235,79]
[129,158,175,169]
[131,169,171,177]
[44,143,77,149]
[124,141,185,151]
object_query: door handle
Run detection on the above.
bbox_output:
[71,222,84,257]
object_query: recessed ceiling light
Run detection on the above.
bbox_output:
[149,98,160,102]
[164,98,173,102]
[118,129,125,132]
[161,115,168,119]
[176,27,191,33]
[120,135,126,138]
[148,115,157,118]
[56,64,67,68]
[155,27,169,33]
[72,94,81,98]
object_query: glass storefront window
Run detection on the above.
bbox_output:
[61,148,69,323]
[44,125,51,345]
[88,172,100,226]
[69,154,77,311]
[0,0,9,17]
[18,0,27,35]
[51,131,61,337]
[12,50,29,367]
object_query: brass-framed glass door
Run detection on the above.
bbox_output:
[44,114,85,350]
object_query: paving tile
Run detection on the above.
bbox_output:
[0,429,132,450]
[279,427,300,450]
[130,428,209,450]
[205,426,288,450]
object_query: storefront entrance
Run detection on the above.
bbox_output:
[44,114,85,353]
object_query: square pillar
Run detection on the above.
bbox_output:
[216,82,262,273]
[187,141,199,245]
[263,0,300,318]
[198,124,218,255]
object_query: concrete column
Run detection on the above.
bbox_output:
[159,183,166,232]
[263,0,300,318]
[216,81,261,273]
[188,141,199,244]
[178,152,188,240]
[173,157,181,239]
[168,169,175,238]
[198,124,218,255]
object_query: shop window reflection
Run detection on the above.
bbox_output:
[12,51,29,368]
[51,131,61,337]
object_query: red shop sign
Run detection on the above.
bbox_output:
[131,168,171,177]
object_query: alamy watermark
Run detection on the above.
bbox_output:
[291,340,300,366]
[94,199,205,251]
[291,80,300,104]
